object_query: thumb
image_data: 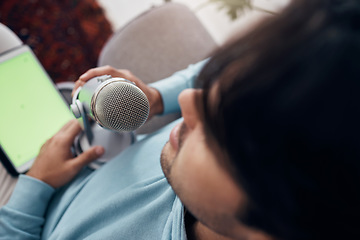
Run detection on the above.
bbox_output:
[74,146,105,168]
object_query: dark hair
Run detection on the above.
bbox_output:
[197,0,360,239]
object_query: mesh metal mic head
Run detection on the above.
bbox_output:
[91,79,150,132]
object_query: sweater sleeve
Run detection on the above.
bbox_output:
[0,174,55,239]
[149,59,209,115]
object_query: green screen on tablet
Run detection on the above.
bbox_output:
[0,45,74,171]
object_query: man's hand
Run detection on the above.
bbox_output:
[27,119,104,188]
[72,66,164,118]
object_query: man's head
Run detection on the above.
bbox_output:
[162,0,360,239]
[161,87,259,239]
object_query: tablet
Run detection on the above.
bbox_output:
[0,45,74,175]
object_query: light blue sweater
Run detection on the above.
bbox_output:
[0,60,208,239]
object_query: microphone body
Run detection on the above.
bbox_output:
[71,75,150,132]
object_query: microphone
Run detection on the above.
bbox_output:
[71,75,150,132]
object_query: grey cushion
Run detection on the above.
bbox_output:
[98,3,217,134]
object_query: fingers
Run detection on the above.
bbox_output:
[59,118,77,132]
[73,146,105,170]
[72,66,118,96]
[72,79,86,96]
[55,119,82,146]
[79,66,115,81]
[58,120,105,165]
[63,119,83,141]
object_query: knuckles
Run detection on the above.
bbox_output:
[49,134,68,146]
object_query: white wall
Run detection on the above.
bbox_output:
[97,0,290,44]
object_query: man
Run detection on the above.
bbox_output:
[1,0,359,239]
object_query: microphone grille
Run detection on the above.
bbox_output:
[93,81,150,132]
